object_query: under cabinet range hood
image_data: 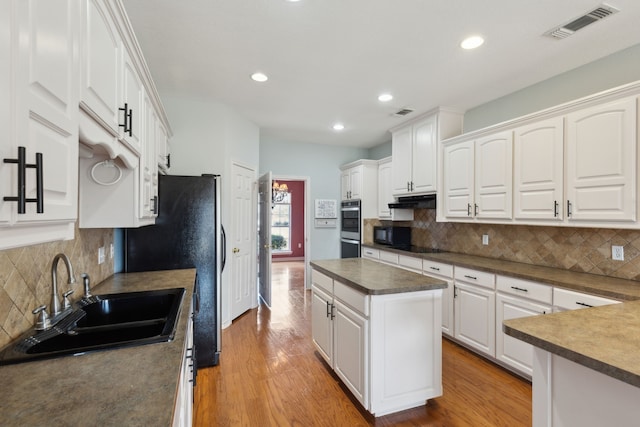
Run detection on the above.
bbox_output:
[389,194,436,209]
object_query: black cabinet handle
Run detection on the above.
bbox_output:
[330,303,335,320]
[326,300,331,318]
[511,286,528,292]
[166,153,171,168]
[119,103,133,137]
[553,200,559,217]
[567,200,572,217]
[474,203,479,216]
[467,203,471,216]
[430,266,440,271]
[576,301,593,308]
[464,275,477,280]
[3,146,44,214]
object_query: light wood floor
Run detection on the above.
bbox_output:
[193,261,532,426]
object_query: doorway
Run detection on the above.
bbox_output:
[269,176,309,306]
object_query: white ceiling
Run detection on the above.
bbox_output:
[123,0,640,148]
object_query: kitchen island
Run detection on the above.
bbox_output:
[0,269,196,427]
[310,258,447,416]
[504,301,640,427]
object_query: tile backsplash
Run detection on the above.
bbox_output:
[0,226,113,348]
[364,209,640,282]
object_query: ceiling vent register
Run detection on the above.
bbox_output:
[394,108,414,117]
[544,3,619,39]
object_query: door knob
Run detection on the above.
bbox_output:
[233,248,240,253]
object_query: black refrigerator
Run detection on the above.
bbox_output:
[124,174,224,368]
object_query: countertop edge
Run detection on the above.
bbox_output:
[503,322,640,388]
[310,259,447,295]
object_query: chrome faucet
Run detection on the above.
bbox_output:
[50,253,77,317]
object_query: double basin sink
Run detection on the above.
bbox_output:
[0,287,185,365]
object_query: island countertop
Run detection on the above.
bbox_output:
[503,300,640,388]
[0,269,196,427]
[310,258,447,295]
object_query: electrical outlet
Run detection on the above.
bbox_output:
[98,246,105,264]
[298,243,302,249]
[482,234,489,246]
[612,245,624,261]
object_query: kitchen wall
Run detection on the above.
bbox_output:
[464,42,640,132]
[364,210,640,282]
[259,138,369,262]
[0,227,114,349]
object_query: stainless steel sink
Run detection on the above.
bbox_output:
[0,288,185,365]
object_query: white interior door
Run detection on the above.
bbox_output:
[230,163,256,320]
[258,172,272,307]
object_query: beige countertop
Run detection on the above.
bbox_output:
[364,244,640,301]
[0,269,196,427]
[310,258,446,295]
[503,301,640,387]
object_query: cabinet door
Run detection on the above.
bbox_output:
[475,131,513,220]
[121,49,144,151]
[340,169,351,200]
[391,126,412,195]
[496,293,550,376]
[140,93,157,220]
[377,160,392,218]
[513,117,564,221]
[0,0,12,225]
[443,140,474,218]
[349,166,363,199]
[14,0,79,223]
[311,286,333,366]
[566,97,636,222]
[80,0,120,133]
[424,272,454,337]
[454,281,495,357]
[334,301,368,407]
[411,115,437,193]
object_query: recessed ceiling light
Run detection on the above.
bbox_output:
[333,123,345,131]
[460,35,484,50]
[251,72,268,82]
[378,93,393,102]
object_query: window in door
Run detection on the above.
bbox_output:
[271,192,291,253]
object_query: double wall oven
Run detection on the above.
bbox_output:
[340,200,361,258]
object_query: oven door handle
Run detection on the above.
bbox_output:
[341,207,360,212]
[341,238,361,245]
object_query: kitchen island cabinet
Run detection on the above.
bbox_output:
[504,300,640,427]
[310,258,446,417]
[0,269,196,427]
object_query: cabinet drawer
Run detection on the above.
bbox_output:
[423,260,453,278]
[455,267,495,289]
[312,269,333,294]
[379,250,399,265]
[553,288,620,311]
[362,247,380,260]
[398,254,422,272]
[334,280,369,317]
[496,275,552,304]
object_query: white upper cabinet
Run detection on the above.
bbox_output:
[474,131,513,220]
[0,0,79,250]
[565,97,636,223]
[442,140,474,218]
[377,157,392,219]
[392,109,463,197]
[339,160,378,219]
[513,117,564,221]
[443,131,513,220]
[80,0,120,134]
[121,48,144,151]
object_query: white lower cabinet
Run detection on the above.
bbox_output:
[453,267,496,357]
[173,301,194,427]
[423,260,454,337]
[311,267,443,416]
[553,287,621,312]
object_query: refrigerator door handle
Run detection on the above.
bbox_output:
[221,225,227,272]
